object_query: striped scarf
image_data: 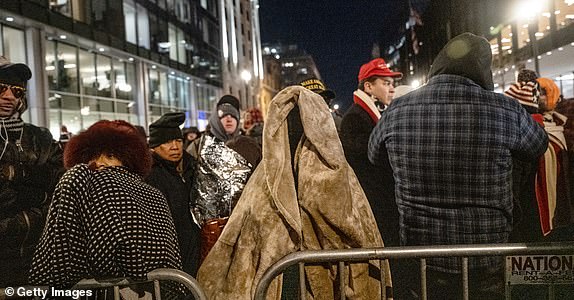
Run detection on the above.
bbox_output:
[0,118,24,140]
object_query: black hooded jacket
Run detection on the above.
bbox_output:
[428,32,494,91]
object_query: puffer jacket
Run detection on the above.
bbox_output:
[0,123,64,286]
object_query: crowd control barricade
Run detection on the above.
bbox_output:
[0,268,206,300]
[254,242,574,300]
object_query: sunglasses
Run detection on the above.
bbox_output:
[0,82,26,99]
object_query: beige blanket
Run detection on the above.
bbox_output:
[197,86,391,299]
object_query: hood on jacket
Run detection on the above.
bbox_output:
[428,32,494,91]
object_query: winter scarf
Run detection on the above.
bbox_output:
[197,86,391,299]
[353,89,381,124]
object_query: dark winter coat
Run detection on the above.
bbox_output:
[147,152,201,276]
[339,104,399,247]
[0,123,63,286]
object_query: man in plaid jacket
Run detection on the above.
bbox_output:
[368,33,548,299]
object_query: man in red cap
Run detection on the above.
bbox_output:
[339,57,404,295]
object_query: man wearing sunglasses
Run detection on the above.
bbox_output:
[0,56,64,286]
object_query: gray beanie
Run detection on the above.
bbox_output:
[217,103,239,121]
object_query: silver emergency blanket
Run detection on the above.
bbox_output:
[192,135,252,225]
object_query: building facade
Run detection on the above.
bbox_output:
[219,0,263,111]
[262,43,321,88]
[0,0,227,136]
[259,55,281,119]
[384,0,574,98]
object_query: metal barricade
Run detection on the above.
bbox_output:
[0,268,206,300]
[254,242,574,300]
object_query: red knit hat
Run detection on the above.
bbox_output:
[504,81,539,109]
[358,58,402,81]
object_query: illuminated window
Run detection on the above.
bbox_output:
[555,0,574,30]
[517,20,531,49]
[533,1,551,40]
[500,25,513,55]
[49,0,89,23]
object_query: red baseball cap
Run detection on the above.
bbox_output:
[358,58,402,81]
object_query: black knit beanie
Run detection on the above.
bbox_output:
[217,95,240,111]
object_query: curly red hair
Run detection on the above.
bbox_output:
[64,120,152,177]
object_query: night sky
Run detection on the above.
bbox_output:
[259,0,409,111]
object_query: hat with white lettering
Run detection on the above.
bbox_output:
[358,58,402,81]
[300,77,336,100]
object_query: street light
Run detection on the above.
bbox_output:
[514,0,544,74]
[240,70,252,82]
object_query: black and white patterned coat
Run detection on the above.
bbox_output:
[29,164,182,288]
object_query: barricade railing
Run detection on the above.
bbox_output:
[0,268,206,300]
[254,242,574,300]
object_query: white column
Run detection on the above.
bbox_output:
[25,27,49,128]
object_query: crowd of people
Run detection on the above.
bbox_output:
[1,31,573,299]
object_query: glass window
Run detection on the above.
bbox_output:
[82,110,102,129]
[208,20,220,47]
[85,97,114,113]
[149,69,161,104]
[61,94,81,110]
[92,0,107,29]
[180,77,190,110]
[159,71,169,106]
[168,23,178,61]
[136,3,150,49]
[51,110,83,136]
[157,18,169,53]
[78,49,97,96]
[95,54,112,98]
[49,0,71,17]
[49,0,90,23]
[516,20,531,49]
[56,43,79,93]
[2,26,26,63]
[71,0,90,23]
[202,18,209,43]
[489,37,499,64]
[124,0,137,45]
[177,28,186,64]
[166,0,175,15]
[168,74,179,106]
[174,0,191,23]
[46,41,58,90]
[535,2,552,40]
[114,59,135,100]
[555,0,574,30]
[148,68,169,105]
[49,41,140,130]
[500,25,513,56]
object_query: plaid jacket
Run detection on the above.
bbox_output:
[368,74,548,272]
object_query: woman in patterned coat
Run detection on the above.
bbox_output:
[29,120,182,289]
